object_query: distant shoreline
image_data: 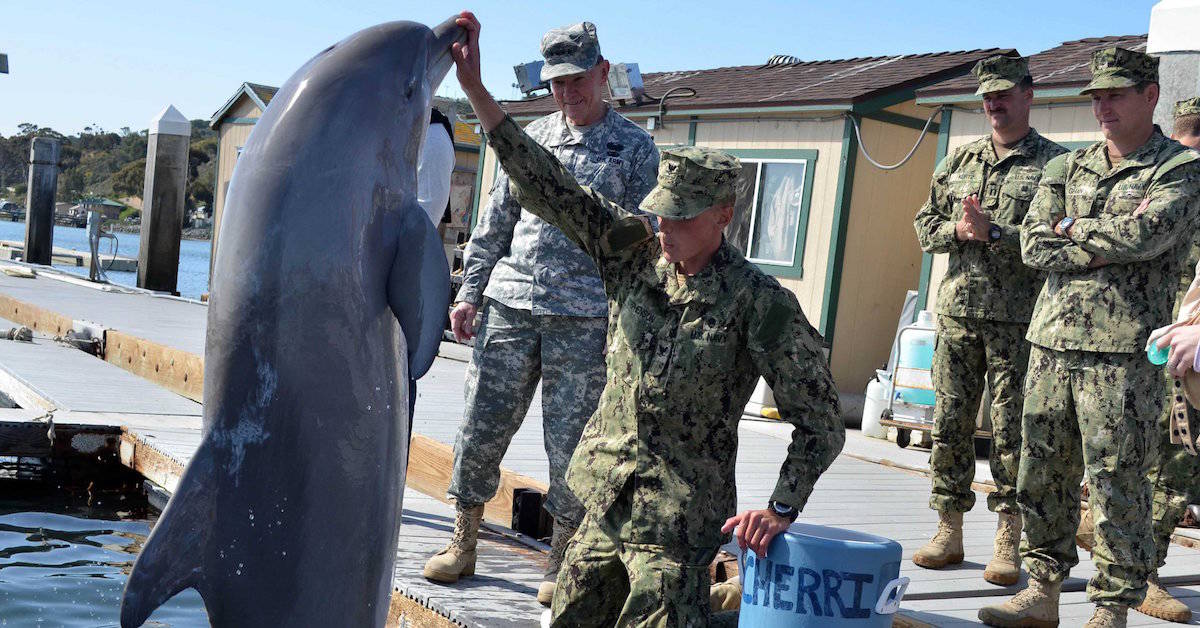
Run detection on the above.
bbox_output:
[107,223,212,241]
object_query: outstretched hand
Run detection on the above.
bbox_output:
[451,11,505,132]
[451,12,484,93]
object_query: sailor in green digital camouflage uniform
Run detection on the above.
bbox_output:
[1075,96,1200,625]
[447,13,845,625]
[423,20,659,605]
[979,48,1200,628]
[912,55,1065,587]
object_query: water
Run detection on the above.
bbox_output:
[0,486,208,626]
[0,220,211,300]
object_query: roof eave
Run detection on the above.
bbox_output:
[915,84,1091,105]
[210,82,271,129]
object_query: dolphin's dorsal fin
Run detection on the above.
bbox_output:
[120,446,216,627]
[388,203,450,379]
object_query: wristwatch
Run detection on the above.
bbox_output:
[988,224,1002,242]
[1057,216,1076,235]
[768,500,799,522]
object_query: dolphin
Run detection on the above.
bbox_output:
[120,17,462,627]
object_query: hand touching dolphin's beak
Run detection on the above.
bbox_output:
[427,16,467,95]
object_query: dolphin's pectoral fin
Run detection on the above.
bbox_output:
[388,204,450,380]
[120,443,217,628]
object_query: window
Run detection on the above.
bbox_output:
[723,149,817,278]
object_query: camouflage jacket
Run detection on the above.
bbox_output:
[914,129,1065,322]
[486,115,844,548]
[456,107,659,317]
[1022,131,1200,353]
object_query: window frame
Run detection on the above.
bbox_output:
[726,148,818,279]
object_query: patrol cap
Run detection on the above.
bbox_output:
[972,55,1031,96]
[1175,97,1200,120]
[639,147,741,219]
[540,22,601,81]
[1080,47,1159,94]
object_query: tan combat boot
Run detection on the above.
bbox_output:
[537,520,577,606]
[1136,572,1191,623]
[1076,507,1095,552]
[977,577,1061,627]
[423,503,484,583]
[1083,605,1127,628]
[913,511,964,569]
[710,577,742,612]
[984,511,1022,586]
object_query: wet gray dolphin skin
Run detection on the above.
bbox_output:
[120,17,462,627]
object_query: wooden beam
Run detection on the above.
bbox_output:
[105,329,204,403]
[406,434,549,529]
[387,592,460,628]
[119,432,184,494]
[0,293,74,337]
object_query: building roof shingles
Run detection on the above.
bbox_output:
[916,34,1148,98]
[500,48,1013,117]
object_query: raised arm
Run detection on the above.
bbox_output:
[451,12,652,268]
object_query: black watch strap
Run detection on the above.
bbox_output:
[768,500,799,522]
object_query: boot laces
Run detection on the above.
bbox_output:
[932,517,956,543]
[1009,581,1048,610]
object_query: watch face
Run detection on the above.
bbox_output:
[989,225,1001,241]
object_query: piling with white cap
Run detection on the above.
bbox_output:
[137,105,192,293]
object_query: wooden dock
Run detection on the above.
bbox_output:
[0,239,138,272]
[3,261,1200,626]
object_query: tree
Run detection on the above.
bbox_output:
[111,159,146,198]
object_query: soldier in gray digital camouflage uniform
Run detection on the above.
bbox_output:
[912,55,1065,587]
[979,48,1200,628]
[448,12,844,625]
[422,20,659,606]
[1075,96,1200,625]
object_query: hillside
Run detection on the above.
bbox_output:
[0,120,217,213]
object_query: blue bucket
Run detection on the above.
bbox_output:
[738,523,908,627]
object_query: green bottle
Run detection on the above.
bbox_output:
[1148,343,1170,366]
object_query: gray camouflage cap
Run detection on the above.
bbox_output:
[1081,47,1159,94]
[540,22,601,81]
[639,147,741,219]
[1175,97,1200,119]
[972,55,1030,95]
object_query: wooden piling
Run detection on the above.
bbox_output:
[137,105,191,293]
[23,137,60,266]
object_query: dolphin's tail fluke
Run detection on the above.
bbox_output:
[120,443,217,627]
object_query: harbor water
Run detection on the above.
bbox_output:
[0,486,208,626]
[0,220,211,300]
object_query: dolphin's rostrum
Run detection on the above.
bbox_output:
[120,17,464,627]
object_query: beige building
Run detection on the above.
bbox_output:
[208,84,481,278]
[913,34,1147,312]
[482,48,1012,392]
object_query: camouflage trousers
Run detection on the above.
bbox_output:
[549,482,718,627]
[448,299,607,526]
[1148,373,1200,568]
[1018,345,1161,607]
[928,315,1029,514]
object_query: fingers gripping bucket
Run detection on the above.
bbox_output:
[737,523,908,627]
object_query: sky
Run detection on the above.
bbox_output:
[0,0,1161,137]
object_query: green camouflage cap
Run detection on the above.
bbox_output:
[639,147,741,219]
[1175,97,1200,119]
[1080,47,1158,94]
[972,55,1030,95]
[540,22,601,81]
